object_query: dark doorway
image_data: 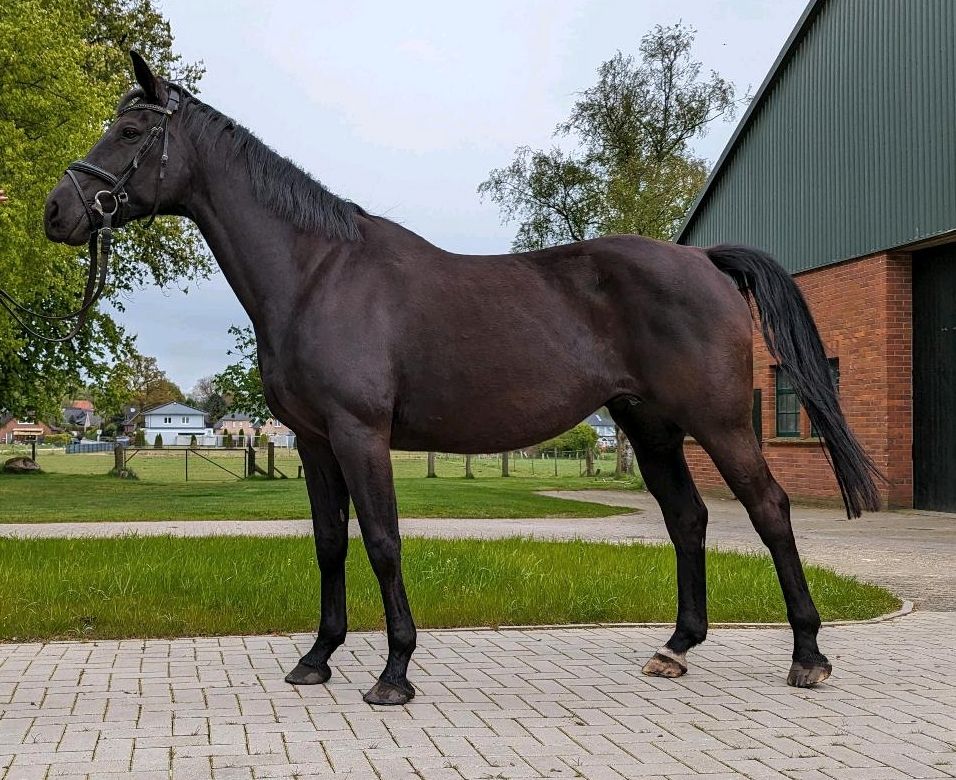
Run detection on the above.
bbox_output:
[913,244,956,511]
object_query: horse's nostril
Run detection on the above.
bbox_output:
[46,198,60,222]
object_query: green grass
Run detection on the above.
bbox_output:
[0,450,640,522]
[0,536,900,641]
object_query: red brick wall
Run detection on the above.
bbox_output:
[684,251,913,509]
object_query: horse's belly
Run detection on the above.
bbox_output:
[390,363,618,453]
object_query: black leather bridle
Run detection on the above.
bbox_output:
[0,86,182,343]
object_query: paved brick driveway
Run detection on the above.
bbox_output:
[1,613,954,779]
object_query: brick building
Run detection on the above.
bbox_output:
[678,0,956,511]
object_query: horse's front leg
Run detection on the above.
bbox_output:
[331,419,417,705]
[285,437,351,686]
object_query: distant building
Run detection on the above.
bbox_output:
[0,415,55,444]
[214,413,252,436]
[257,417,293,437]
[120,406,140,436]
[584,412,615,441]
[142,402,211,445]
[62,401,102,432]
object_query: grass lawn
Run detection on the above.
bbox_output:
[0,449,640,522]
[0,536,900,641]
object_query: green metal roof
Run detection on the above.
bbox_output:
[677,0,956,273]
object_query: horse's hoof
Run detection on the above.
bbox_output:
[787,658,832,688]
[284,661,331,686]
[363,678,415,706]
[641,651,687,678]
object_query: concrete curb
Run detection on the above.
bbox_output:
[422,599,915,634]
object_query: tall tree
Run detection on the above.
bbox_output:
[479,23,740,249]
[215,325,270,422]
[188,375,228,421]
[126,353,182,410]
[0,0,209,419]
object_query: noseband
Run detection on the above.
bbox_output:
[0,86,182,343]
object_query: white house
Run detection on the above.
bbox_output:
[585,412,617,447]
[142,402,212,446]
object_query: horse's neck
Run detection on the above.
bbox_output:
[184,162,311,343]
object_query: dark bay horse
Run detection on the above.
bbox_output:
[44,54,881,705]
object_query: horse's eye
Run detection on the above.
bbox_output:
[121,126,140,139]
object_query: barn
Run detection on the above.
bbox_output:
[677,0,956,511]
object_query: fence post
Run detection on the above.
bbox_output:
[585,447,594,477]
[247,443,256,477]
[501,450,510,477]
[426,451,437,478]
[465,454,474,479]
[267,442,275,479]
[114,444,125,473]
[553,448,558,477]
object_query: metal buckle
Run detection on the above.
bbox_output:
[92,190,120,216]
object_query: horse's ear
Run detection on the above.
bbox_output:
[130,51,163,103]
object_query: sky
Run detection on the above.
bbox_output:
[118,0,809,393]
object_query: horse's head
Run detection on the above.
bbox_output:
[45,52,191,246]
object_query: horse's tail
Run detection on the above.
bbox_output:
[705,243,883,518]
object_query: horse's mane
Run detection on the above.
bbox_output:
[149,87,365,241]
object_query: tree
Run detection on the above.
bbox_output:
[189,375,228,422]
[215,325,270,421]
[540,422,598,455]
[0,0,209,419]
[479,23,740,250]
[126,354,182,411]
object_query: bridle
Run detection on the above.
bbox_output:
[0,85,182,343]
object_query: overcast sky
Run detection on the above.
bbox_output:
[119,0,807,393]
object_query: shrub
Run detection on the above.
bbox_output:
[153,434,163,449]
[44,433,72,447]
[134,430,146,447]
[189,434,197,446]
[258,433,268,448]
[223,431,234,449]
[539,422,598,455]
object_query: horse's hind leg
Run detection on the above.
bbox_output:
[608,401,708,678]
[694,422,830,687]
[285,437,350,686]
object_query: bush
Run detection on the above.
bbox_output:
[189,434,197,446]
[258,433,268,448]
[223,431,234,449]
[153,434,163,449]
[539,422,598,455]
[133,430,146,447]
[44,433,72,447]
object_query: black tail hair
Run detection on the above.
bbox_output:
[706,244,884,518]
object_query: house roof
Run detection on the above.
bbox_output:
[675,0,822,243]
[214,412,252,428]
[584,412,614,428]
[70,399,94,411]
[142,401,206,417]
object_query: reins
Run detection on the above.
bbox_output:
[0,86,181,343]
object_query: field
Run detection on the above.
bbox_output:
[0,447,639,522]
[0,535,900,640]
